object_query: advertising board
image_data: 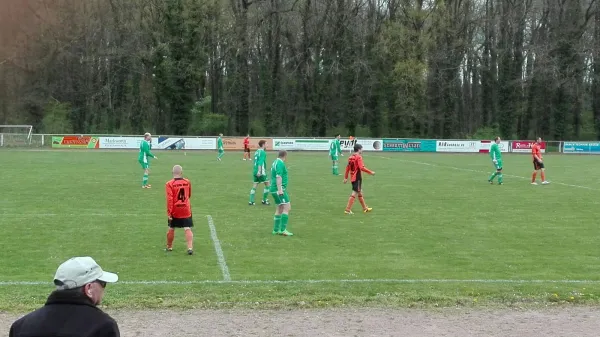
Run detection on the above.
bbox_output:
[52,136,99,149]
[512,140,546,153]
[478,140,510,153]
[436,140,479,153]
[382,139,436,152]
[562,142,600,154]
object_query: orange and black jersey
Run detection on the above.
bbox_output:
[344,153,374,182]
[166,178,192,218]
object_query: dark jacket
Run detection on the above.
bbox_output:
[9,290,120,337]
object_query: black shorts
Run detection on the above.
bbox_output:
[244,147,250,153]
[351,179,362,192]
[168,217,194,228]
[533,160,545,170]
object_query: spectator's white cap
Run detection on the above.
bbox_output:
[53,257,118,290]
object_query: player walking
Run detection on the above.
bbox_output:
[243,134,251,161]
[217,133,224,161]
[165,165,194,255]
[532,137,550,185]
[343,143,375,214]
[488,136,503,185]
[249,140,270,205]
[270,150,293,236]
[329,134,343,175]
[138,133,157,189]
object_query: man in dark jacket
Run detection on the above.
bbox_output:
[9,256,120,337]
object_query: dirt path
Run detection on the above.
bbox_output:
[2,307,600,336]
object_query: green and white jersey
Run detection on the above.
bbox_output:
[253,148,267,176]
[270,158,288,191]
[217,137,223,150]
[329,139,342,156]
[138,140,154,163]
[490,143,502,161]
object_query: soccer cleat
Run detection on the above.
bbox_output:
[488,180,493,184]
[217,158,221,161]
[531,182,538,185]
[272,230,281,235]
[249,202,255,206]
[261,200,270,205]
[281,230,294,236]
[344,210,354,215]
[165,247,173,252]
[542,181,550,185]
[146,185,152,188]
[187,249,193,255]
[363,207,373,213]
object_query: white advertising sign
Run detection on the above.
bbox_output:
[338,138,382,151]
[99,137,152,149]
[478,141,510,153]
[436,140,479,153]
[156,137,216,150]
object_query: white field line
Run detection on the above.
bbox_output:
[207,215,231,281]
[0,213,158,217]
[378,156,598,191]
[0,278,599,286]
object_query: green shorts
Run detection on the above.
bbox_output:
[330,154,339,161]
[253,175,268,183]
[493,160,503,170]
[139,161,149,169]
[270,189,290,205]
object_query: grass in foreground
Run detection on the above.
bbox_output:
[0,150,599,312]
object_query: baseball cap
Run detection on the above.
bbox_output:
[53,257,118,290]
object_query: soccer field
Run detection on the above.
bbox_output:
[0,150,599,312]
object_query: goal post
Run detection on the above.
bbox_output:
[0,125,34,147]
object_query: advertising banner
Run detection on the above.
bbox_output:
[478,140,510,153]
[339,138,383,152]
[157,137,216,150]
[436,140,479,153]
[562,142,600,154]
[382,139,436,152]
[52,136,99,149]
[98,137,145,149]
[511,140,546,153]
[272,139,329,151]
[222,137,273,151]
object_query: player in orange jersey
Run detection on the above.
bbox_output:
[531,137,550,185]
[243,134,251,161]
[343,143,375,214]
[165,165,194,255]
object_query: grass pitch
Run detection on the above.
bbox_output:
[0,150,599,312]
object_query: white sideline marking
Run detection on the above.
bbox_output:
[0,213,157,217]
[207,215,231,281]
[0,279,599,286]
[379,156,599,191]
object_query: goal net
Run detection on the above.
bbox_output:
[0,125,35,147]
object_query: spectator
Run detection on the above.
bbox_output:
[9,256,120,337]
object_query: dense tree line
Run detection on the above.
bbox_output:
[1,0,599,140]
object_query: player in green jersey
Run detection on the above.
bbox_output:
[217,133,224,161]
[138,132,157,188]
[329,134,343,175]
[270,150,293,236]
[488,136,503,185]
[249,140,271,205]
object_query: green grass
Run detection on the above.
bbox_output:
[1,150,600,312]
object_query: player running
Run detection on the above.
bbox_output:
[249,140,270,205]
[165,165,194,255]
[329,134,343,175]
[217,133,224,161]
[488,136,503,185]
[138,133,157,188]
[343,143,375,214]
[532,137,550,185]
[243,134,251,161]
[270,150,293,236]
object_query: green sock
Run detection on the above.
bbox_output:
[281,214,289,231]
[273,215,282,232]
[249,187,256,203]
[498,174,503,184]
[218,152,224,159]
[334,165,339,175]
[488,172,497,181]
[262,188,269,202]
[142,174,148,186]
